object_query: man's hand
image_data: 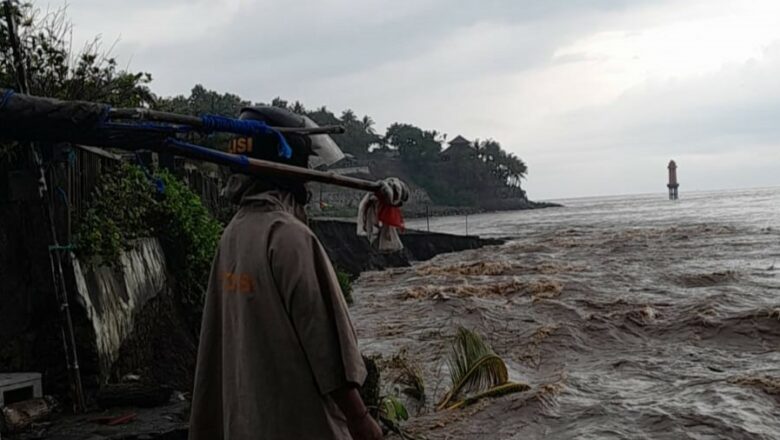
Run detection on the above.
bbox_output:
[330,386,383,439]
[347,412,383,440]
[377,177,409,207]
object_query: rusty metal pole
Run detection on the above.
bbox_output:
[3,0,85,412]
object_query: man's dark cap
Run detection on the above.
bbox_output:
[226,106,311,167]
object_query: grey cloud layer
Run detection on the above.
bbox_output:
[65,0,778,198]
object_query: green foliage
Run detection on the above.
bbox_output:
[1,1,529,206]
[385,123,441,162]
[335,110,381,158]
[473,138,527,187]
[0,4,153,103]
[380,395,409,423]
[155,85,252,150]
[439,327,508,408]
[378,394,424,440]
[155,84,249,117]
[1,3,152,161]
[75,164,156,264]
[336,268,354,305]
[152,170,223,310]
[437,327,527,410]
[391,135,528,206]
[272,100,381,158]
[76,164,222,329]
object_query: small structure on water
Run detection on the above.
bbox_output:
[667,160,679,200]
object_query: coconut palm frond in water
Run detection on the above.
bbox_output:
[445,381,531,410]
[437,327,510,410]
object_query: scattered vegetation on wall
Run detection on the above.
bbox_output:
[76,163,222,329]
[76,164,156,264]
[152,171,223,311]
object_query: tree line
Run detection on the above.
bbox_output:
[2,3,528,206]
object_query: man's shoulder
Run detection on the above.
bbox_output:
[222,209,314,245]
[268,212,315,238]
[241,209,315,237]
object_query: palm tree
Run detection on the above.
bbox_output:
[471,138,483,160]
[271,97,288,109]
[361,115,375,133]
[340,109,357,124]
[484,140,501,163]
[292,101,306,113]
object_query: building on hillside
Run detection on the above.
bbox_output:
[440,135,476,160]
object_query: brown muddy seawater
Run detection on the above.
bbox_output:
[353,188,780,439]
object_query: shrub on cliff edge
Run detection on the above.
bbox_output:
[76,163,222,332]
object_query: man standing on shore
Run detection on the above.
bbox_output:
[189,106,382,440]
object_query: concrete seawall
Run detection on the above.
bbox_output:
[71,238,168,384]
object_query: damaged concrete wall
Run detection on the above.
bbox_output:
[71,238,167,383]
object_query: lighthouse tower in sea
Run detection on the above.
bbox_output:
[667,160,679,200]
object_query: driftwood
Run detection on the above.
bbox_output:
[96,383,173,409]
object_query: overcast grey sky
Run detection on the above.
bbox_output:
[62,0,780,199]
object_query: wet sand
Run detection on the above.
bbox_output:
[352,190,780,439]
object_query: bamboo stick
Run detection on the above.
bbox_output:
[162,139,382,192]
[108,108,345,135]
